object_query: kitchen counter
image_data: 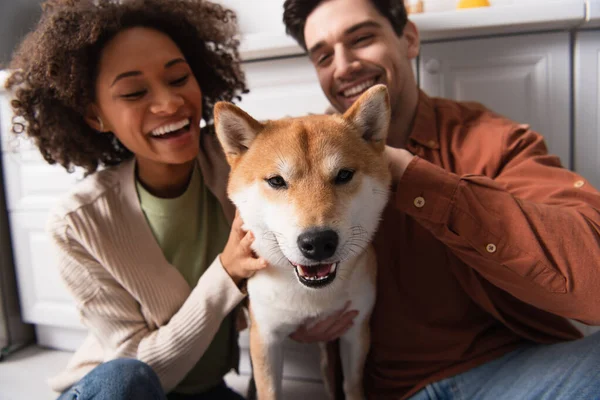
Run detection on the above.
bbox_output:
[411,0,586,41]
[238,0,591,60]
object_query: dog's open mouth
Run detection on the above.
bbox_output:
[290,262,338,288]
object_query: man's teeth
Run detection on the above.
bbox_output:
[151,118,190,137]
[343,79,376,97]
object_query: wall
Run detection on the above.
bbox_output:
[0,0,42,66]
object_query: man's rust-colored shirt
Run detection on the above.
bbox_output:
[363,91,600,399]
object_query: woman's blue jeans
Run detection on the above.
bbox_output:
[56,358,244,400]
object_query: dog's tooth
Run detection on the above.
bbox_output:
[330,264,337,273]
[297,266,306,277]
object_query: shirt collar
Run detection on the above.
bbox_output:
[406,90,440,150]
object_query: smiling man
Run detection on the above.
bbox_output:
[301,0,418,150]
[282,0,600,399]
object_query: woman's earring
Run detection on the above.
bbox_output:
[97,117,105,132]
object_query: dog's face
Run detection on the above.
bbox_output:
[214,85,391,289]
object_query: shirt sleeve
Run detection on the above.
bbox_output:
[49,220,246,392]
[394,125,600,325]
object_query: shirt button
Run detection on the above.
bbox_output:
[486,243,497,253]
[413,196,426,208]
[574,180,585,188]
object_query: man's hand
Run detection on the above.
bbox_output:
[289,302,359,343]
[385,146,415,183]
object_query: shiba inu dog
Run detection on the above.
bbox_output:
[214,85,391,400]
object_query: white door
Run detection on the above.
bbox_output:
[419,32,571,168]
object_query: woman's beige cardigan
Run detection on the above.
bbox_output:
[46,133,244,393]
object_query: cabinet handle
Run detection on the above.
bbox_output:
[424,59,441,74]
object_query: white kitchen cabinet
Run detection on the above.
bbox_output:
[7,209,72,324]
[3,150,82,212]
[587,0,600,28]
[574,27,600,345]
[573,30,600,338]
[573,30,600,335]
[574,30,600,192]
[419,32,572,168]
[0,72,87,351]
[238,57,330,119]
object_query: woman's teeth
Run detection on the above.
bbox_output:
[151,118,190,137]
[343,79,376,98]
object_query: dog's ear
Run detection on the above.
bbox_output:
[342,84,390,145]
[214,101,264,159]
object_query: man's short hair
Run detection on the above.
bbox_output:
[283,0,408,50]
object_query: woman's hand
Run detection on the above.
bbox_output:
[220,211,269,285]
[289,302,359,343]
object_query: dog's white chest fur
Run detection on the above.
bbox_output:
[246,245,377,400]
[247,249,376,337]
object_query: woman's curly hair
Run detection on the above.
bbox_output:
[5,0,248,174]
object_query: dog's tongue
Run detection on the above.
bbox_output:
[316,264,333,277]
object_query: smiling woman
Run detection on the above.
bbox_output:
[6,0,246,179]
[4,1,270,400]
[89,26,205,197]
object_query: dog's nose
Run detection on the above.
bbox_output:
[297,229,338,261]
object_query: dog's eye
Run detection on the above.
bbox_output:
[335,169,355,184]
[266,176,287,189]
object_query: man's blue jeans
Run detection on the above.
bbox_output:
[56,358,244,400]
[409,330,600,400]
